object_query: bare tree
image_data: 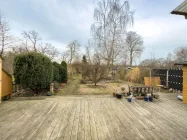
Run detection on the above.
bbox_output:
[67,40,80,64]
[22,30,42,52]
[72,61,82,74]
[61,51,69,62]
[121,48,129,66]
[39,43,59,60]
[165,53,175,68]
[139,59,157,68]
[157,58,166,68]
[20,39,29,52]
[0,13,13,56]
[11,37,30,53]
[126,31,144,66]
[174,47,187,62]
[87,54,106,86]
[11,45,28,54]
[91,0,134,71]
[140,56,176,69]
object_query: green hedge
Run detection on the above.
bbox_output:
[53,61,67,83]
[61,61,68,83]
[14,52,53,93]
[53,63,60,82]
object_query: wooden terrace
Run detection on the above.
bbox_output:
[0,93,187,140]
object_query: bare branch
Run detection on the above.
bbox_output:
[126,31,144,66]
[67,40,80,64]
[39,43,59,60]
[91,0,134,71]
[0,12,13,56]
[22,30,42,52]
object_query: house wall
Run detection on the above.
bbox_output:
[2,70,12,97]
[183,66,187,103]
[0,57,12,103]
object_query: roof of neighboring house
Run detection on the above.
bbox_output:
[2,64,13,75]
[2,56,13,75]
[171,0,187,19]
[0,56,13,76]
[174,61,187,65]
[2,68,12,77]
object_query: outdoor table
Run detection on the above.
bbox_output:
[129,86,154,97]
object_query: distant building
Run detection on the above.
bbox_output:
[171,0,187,19]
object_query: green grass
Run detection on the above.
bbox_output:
[58,75,81,95]
[58,75,159,95]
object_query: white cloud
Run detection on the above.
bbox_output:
[1,0,94,54]
[1,0,187,62]
[130,15,187,61]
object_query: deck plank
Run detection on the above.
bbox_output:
[77,99,85,140]
[89,99,99,140]
[1,95,187,140]
[84,99,91,140]
[1,100,45,140]
[55,99,76,140]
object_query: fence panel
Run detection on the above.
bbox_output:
[168,69,183,91]
[152,69,167,86]
[152,69,183,91]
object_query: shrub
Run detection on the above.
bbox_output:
[53,62,60,82]
[80,79,86,84]
[125,67,141,83]
[61,61,68,83]
[14,52,53,93]
[53,62,66,83]
[53,81,60,89]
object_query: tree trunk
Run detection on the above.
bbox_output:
[34,43,37,52]
[130,51,133,66]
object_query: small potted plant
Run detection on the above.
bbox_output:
[149,96,153,102]
[116,92,123,99]
[144,96,149,101]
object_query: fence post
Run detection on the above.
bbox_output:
[50,83,54,93]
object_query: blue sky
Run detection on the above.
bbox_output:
[0,0,186,62]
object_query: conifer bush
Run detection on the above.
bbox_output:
[14,52,53,93]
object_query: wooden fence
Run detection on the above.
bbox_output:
[152,69,183,91]
[144,77,161,86]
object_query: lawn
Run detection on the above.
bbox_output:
[59,75,142,95]
[58,75,171,96]
[77,82,127,95]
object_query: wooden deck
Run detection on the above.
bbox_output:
[1,93,187,140]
